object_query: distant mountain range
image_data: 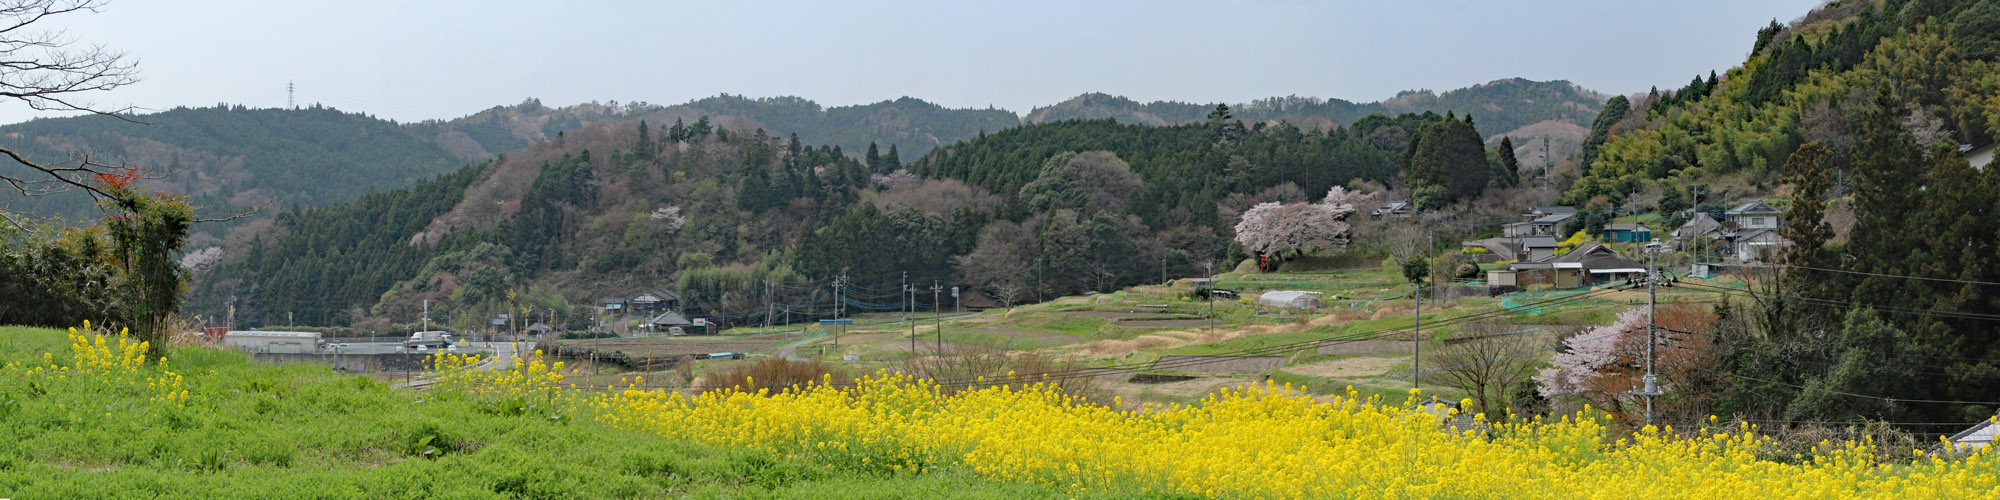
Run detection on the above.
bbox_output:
[0,77,1606,238]
[427,77,1606,161]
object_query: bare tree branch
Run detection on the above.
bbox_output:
[1,0,142,210]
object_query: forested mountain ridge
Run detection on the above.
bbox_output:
[1023,78,1607,164]
[189,103,1503,331]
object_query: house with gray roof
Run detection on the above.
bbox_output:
[1521,236,1559,262]
[1725,200,1783,230]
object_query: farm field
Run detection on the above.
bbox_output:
[563,265,1756,411]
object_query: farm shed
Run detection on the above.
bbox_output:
[1256,291,1322,309]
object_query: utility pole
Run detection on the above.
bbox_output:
[951,286,960,314]
[1036,259,1045,303]
[1413,283,1422,390]
[831,276,844,346]
[765,279,775,334]
[423,300,430,332]
[1639,239,1665,428]
[288,311,293,328]
[287,80,295,109]
[906,283,916,355]
[932,281,943,352]
[1541,136,1552,192]
[1162,258,1168,285]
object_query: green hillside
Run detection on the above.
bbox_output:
[0,105,468,232]
[1558,0,2000,425]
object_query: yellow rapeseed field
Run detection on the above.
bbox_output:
[425,353,2000,500]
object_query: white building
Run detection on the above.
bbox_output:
[223,331,321,353]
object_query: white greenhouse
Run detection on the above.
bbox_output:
[1256,291,1322,310]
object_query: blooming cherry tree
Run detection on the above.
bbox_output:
[1233,186,1358,258]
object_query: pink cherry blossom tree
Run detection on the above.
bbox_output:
[1232,186,1358,258]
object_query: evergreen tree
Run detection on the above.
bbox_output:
[1495,136,1521,188]
[1579,95,1630,172]
[669,117,687,142]
[1753,19,1784,53]
[865,142,882,173]
[634,121,654,161]
[1779,142,1836,292]
[884,144,901,171]
[690,115,713,139]
[1848,88,1927,282]
[1401,113,1490,206]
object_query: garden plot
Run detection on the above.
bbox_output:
[1283,356,1403,378]
[1152,355,1285,374]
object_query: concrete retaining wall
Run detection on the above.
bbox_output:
[252,352,439,372]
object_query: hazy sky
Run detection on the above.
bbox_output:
[2,0,1824,124]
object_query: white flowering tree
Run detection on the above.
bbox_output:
[1233,186,1358,262]
[1536,308,1646,419]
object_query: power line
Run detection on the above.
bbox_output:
[1713,262,2000,287]
[1695,366,2000,406]
[1676,281,2000,322]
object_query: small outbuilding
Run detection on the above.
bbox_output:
[1256,291,1322,310]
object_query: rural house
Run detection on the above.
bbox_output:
[597,298,628,317]
[643,311,695,335]
[1504,205,1576,237]
[1732,229,1786,262]
[1672,212,1725,244]
[1603,223,1653,243]
[1725,200,1782,230]
[1550,242,1646,284]
[629,289,680,314]
[1522,236,1559,262]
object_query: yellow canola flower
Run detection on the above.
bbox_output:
[566,370,2000,500]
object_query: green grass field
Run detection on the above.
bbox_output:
[0,326,1179,499]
